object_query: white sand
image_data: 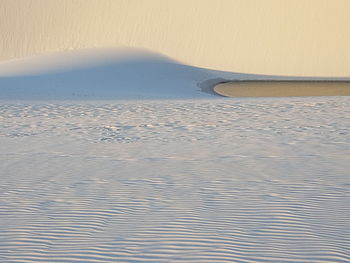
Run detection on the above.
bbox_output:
[0,47,238,100]
[1,98,349,262]
[2,48,349,100]
[1,2,349,261]
[1,0,350,76]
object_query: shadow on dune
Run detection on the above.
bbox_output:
[0,48,245,100]
[2,48,348,100]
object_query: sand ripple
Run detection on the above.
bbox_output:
[1,98,349,262]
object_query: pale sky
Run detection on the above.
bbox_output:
[1,0,350,76]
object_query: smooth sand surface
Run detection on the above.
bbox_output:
[0,48,245,100]
[1,0,350,76]
[214,81,350,97]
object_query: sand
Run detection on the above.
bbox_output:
[1,2,349,261]
[1,48,349,100]
[214,81,350,97]
[0,47,244,100]
[1,98,349,262]
[1,0,350,76]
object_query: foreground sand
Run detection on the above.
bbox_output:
[1,98,349,262]
[214,81,350,97]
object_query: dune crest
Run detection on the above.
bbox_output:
[1,0,350,76]
[0,48,240,100]
[1,47,350,100]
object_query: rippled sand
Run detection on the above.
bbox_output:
[1,98,349,262]
[214,81,350,97]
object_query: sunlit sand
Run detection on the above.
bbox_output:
[2,0,350,76]
[214,81,350,97]
[1,1,350,262]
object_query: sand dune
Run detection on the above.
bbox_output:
[1,48,349,100]
[1,0,350,99]
[0,48,236,100]
[1,0,350,76]
[1,2,349,262]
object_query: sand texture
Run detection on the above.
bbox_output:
[1,1,350,261]
[1,98,349,262]
[0,48,240,100]
[1,0,350,76]
[214,81,350,97]
[1,48,350,100]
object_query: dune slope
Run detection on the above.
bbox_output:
[1,48,350,100]
[1,0,350,76]
[0,48,238,100]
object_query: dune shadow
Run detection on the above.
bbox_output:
[0,48,243,100]
[2,48,349,100]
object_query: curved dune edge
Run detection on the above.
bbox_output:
[0,47,234,100]
[2,1,350,76]
[2,47,350,100]
[214,81,350,97]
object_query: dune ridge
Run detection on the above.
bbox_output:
[1,0,350,76]
[1,48,350,100]
[0,48,231,100]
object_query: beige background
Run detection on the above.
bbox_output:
[1,0,349,76]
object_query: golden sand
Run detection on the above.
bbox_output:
[2,0,350,76]
[214,81,350,97]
